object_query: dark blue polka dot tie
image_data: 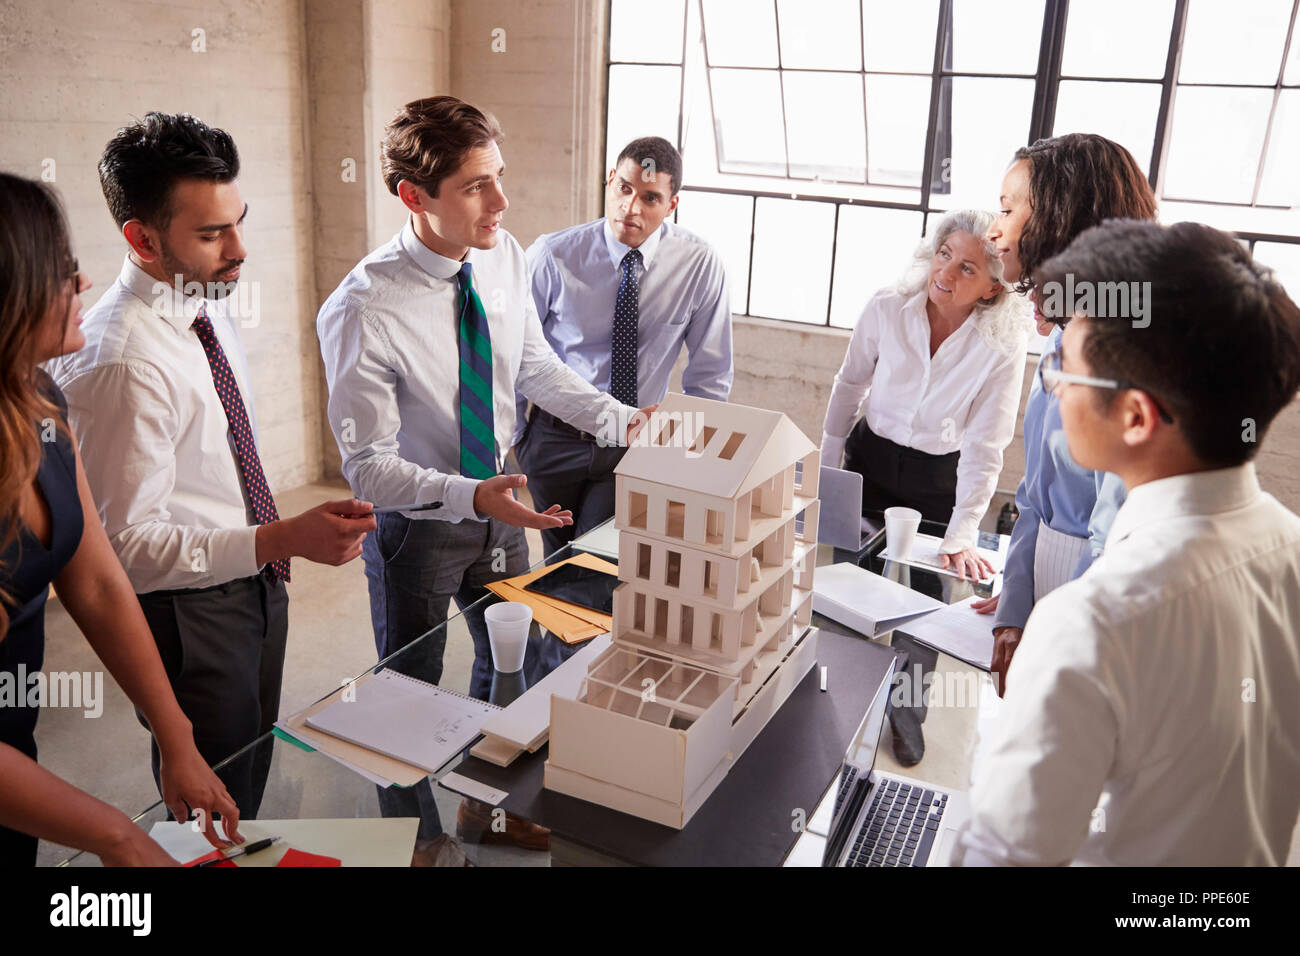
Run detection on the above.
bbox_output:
[192,309,290,583]
[611,248,641,407]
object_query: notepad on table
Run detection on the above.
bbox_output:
[306,670,498,774]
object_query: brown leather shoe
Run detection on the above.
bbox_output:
[456,798,550,852]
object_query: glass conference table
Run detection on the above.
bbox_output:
[60,518,998,867]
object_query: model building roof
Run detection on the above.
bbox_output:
[615,392,816,500]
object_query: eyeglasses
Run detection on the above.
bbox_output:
[1039,344,1174,424]
[63,257,79,283]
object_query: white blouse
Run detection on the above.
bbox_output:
[821,289,1027,551]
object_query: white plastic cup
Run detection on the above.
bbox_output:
[484,601,532,673]
[884,507,922,561]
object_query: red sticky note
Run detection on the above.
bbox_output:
[184,848,237,867]
[276,848,341,867]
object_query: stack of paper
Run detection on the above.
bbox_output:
[485,553,618,642]
[812,562,944,637]
[894,595,996,671]
[306,670,498,774]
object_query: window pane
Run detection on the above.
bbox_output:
[777,0,861,70]
[1053,80,1161,173]
[1259,91,1300,207]
[950,0,1044,76]
[606,66,682,170]
[610,0,686,63]
[1163,87,1273,203]
[710,69,787,175]
[1254,241,1300,299]
[1178,0,1292,85]
[784,72,866,181]
[863,0,939,73]
[829,206,926,328]
[1060,0,1173,79]
[1288,28,1299,85]
[865,74,931,186]
[931,77,1035,210]
[749,198,836,322]
[702,0,779,67]
[674,191,754,314]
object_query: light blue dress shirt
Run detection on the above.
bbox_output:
[513,218,734,444]
[993,324,1127,632]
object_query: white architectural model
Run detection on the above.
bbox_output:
[544,393,822,828]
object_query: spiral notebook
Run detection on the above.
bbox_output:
[306,670,499,774]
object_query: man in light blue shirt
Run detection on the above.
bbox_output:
[515,136,734,555]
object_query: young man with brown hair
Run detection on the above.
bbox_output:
[317,96,652,860]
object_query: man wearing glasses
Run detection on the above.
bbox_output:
[957,220,1300,866]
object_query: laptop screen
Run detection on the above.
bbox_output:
[820,660,895,864]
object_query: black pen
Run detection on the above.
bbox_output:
[196,835,281,866]
[370,501,444,514]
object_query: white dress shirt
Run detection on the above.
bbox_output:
[47,256,264,593]
[317,220,631,523]
[958,464,1300,866]
[513,219,733,443]
[821,289,1027,551]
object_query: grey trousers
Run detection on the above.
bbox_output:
[362,510,529,840]
[136,574,289,821]
[515,411,627,557]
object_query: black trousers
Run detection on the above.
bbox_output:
[136,573,288,822]
[843,419,955,734]
[515,409,627,558]
[842,418,960,525]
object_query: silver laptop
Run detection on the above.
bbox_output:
[817,466,881,551]
[823,665,971,867]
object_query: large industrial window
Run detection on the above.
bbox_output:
[605,0,1300,328]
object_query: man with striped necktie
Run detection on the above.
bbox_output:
[51,113,376,825]
[317,97,654,860]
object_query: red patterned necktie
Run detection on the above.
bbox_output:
[192,309,290,583]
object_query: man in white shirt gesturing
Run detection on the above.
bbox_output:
[958,219,1300,866]
[316,97,651,860]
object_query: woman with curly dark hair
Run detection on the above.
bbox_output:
[0,172,241,865]
[974,134,1158,696]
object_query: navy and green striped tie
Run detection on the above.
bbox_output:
[456,262,496,479]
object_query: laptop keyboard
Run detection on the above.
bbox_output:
[845,780,949,867]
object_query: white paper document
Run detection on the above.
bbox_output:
[894,595,996,671]
[812,562,945,637]
[306,670,498,773]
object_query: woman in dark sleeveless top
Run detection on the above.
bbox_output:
[0,173,242,865]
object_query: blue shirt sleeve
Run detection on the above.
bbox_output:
[514,238,559,447]
[679,251,734,402]
[1072,469,1127,578]
[993,474,1041,632]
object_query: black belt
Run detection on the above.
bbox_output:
[531,408,598,442]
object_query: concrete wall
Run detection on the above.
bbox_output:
[0,0,325,490]
[450,0,608,249]
[305,0,450,477]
